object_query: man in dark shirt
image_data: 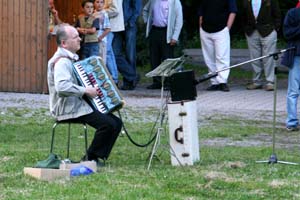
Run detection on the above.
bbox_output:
[198,0,237,92]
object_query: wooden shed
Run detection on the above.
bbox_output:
[0,0,82,93]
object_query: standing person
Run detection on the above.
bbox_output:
[143,0,183,90]
[242,0,281,91]
[281,7,300,131]
[75,0,100,59]
[198,0,237,92]
[47,24,122,165]
[94,0,111,66]
[105,0,123,86]
[113,0,142,90]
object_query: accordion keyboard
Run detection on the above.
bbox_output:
[73,56,124,114]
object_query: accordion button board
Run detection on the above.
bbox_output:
[73,56,125,114]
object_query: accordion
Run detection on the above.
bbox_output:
[73,56,125,114]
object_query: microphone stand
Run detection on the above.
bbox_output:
[196,47,299,165]
[196,47,295,84]
[256,67,298,165]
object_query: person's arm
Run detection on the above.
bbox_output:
[170,0,183,45]
[142,1,150,23]
[79,18,99,35]
[283,9,300,40]
[83,27,97,34]
[98,28,111,41]
[84,87,99,98]
[54,58,99,98]
[199,16,203,28]
[54,59,86,97]
[271,0,281,32]
[227,0,237,30]
[105,0,119,18]
[50,7,62,24]
[227,13,236,30]
[98,13,111,41]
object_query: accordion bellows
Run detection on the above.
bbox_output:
[73,56,125,114]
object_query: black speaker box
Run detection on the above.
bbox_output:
[170,70,197,102]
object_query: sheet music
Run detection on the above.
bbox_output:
[145,57,185,78]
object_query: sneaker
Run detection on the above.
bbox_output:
[219,83,230,92]
[264,84,274,91]
[206,84,220,91]
[286,126,299,132]
[246,83,262,90]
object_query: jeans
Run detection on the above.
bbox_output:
[112,25,137,84]
[286,56,300,127]
[106,32,119,84]
[81,42,99,59]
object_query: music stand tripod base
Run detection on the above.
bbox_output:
[256,154,299,165]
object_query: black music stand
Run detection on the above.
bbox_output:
[145,56,185,170]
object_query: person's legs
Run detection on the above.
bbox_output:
[160,29,174,88]
[246,31,264,85]
[148,28,163,87]
[106,32,119,84]
[214,27,230,84]
[89,43,100,57]
[72,111,122,160]
[286,56,300,128]
[124,25,138,83]
[200,28,217,85]
[81,44,89,59]
[99,41,107,65]
[261,30,277,84]
[113,31,136,89]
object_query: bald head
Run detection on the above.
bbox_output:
[56,24,81,53]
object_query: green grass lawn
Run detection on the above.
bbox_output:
[1,107,300,200]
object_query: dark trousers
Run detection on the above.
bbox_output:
[149,27,174,85]
[68,110,122,160]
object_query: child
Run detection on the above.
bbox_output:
[94,0,118,84]
[75,0,100,59]
[93,0,111,65]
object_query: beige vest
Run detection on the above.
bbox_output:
[79,15,98,43]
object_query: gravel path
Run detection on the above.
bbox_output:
[1,88,298,149]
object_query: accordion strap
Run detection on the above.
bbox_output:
[51,56,73,69]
